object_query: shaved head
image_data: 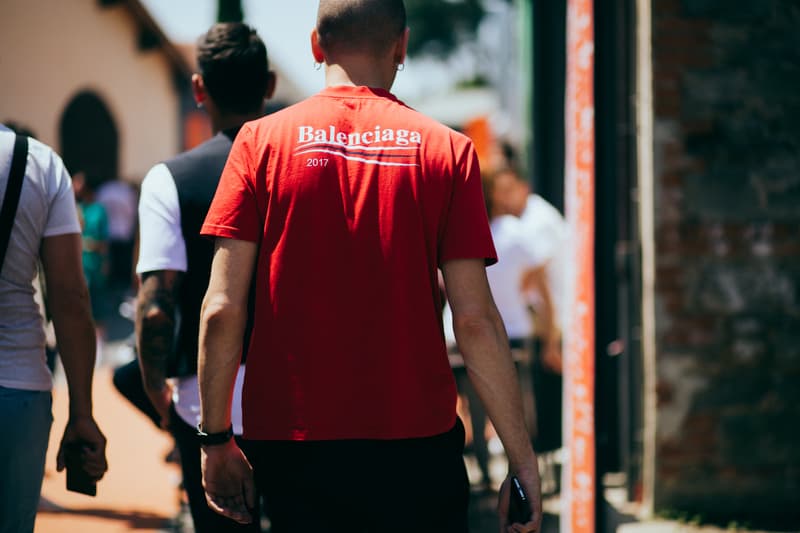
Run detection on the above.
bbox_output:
[316,0,407,56]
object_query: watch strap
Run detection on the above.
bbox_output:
[196,424,234,446]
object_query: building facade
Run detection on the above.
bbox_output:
[647,0,800,526]
[524,0,800,528]
[0,0,189,182]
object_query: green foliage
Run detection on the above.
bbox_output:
[217,0,243,23]
[216,1,499,58]
[405,0,486,58]
[455,74,490,89]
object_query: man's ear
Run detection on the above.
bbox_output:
[394,27,410,66]
[264,71,277,100]
[191,73,207,106]
[310,28,325,64]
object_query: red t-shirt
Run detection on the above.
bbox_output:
[202,85,496,441]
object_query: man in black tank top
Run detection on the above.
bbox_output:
[133,23,275,532]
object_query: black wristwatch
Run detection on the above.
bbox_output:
[196,424,234,446]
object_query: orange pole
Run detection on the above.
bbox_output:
[563,0,596,532]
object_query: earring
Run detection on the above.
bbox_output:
[314,62,322,71]
[396,63,405,72]
[196,101,203,109]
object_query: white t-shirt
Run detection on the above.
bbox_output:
[0,125,81,391]
[136,164,186,274]
[519,194,569,331]
[137,163,245,434]
[96,180,138,241]
[443,215,544,345]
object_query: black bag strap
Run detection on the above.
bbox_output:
[0,134,29,273]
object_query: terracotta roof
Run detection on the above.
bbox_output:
[174,42,198,73]
[117,0,193,78]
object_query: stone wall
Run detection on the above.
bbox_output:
[651,0,800,527]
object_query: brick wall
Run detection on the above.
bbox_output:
[651,0,800,527]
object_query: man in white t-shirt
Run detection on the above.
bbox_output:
[442,178,552,488]
[490,166,568,455]
[0,124,107,531]
[134,23,275,533]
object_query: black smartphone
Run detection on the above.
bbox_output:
[64,442,97,497]
[508,475,532,524]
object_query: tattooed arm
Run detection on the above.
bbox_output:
[135,270,183,426]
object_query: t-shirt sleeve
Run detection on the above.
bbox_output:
[42,149,81,237]
[136,163,188,274]
[439,141,497,266]
[201,125,261,242]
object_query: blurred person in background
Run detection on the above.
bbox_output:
[134,22,275,533]
[196,1,540,531]
[442,167,551,492]
[73,171,110,355]
[96,178,137,290]
[490,165,568,491]
[0,123,107,532]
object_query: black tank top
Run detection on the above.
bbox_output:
[164,128,253,377]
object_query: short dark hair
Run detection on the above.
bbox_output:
[197,23,270,115]
[317,0,406,56]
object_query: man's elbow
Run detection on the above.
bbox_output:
[452,310,499,344]
[200,293,245,330]
[139,304,173,333]
[50,282,91,319]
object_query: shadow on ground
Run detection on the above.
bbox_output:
[38,506,172,530]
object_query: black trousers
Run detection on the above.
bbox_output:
[531,339,563,453]
[246,418,470,533]
[170,406,262,533]
[112,358,162,428]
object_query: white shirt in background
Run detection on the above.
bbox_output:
[519,194,569,332]
[97,180,138,241]
[443,214,544,346]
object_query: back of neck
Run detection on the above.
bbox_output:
[324,60,393,91]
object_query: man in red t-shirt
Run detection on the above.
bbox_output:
[197,1,541,531]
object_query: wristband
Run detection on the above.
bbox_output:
[196,424,233,446]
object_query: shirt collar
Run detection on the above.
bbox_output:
[318,85,398,102]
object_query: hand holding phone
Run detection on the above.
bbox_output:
[508,475,532,525]
[64,442,97,496]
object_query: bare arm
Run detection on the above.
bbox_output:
[522,265,562,372]
[135,270,183,424]
[198,238,256,433]
[442,258,541,532]
[198,237,257,524]
[41,233,107,480]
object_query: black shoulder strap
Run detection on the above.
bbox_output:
[0,134,29,273]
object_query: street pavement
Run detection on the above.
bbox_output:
[35,300,180,533]
[29,336,564,533]
[30,307,652,533]
[36,362,180,532]
[32,317,553,532]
